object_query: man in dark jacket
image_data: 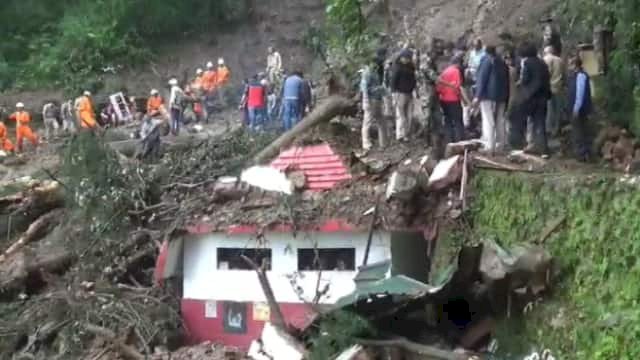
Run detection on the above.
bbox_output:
[390,54,417,142]
[568,56,592,161]
[474,45,510,154]
[510,42,552,156]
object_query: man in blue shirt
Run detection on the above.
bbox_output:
[568,56,592,162]
[280,71,304,131]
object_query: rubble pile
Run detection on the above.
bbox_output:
[596,125,640,172]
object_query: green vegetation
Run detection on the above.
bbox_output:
[563,0,640,133]
[470,172,640,358]
[308,311,376,360]
[0,0,247,94]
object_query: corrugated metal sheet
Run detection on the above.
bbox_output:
[271,143,352,191]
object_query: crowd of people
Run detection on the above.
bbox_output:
[0,91,99,153]
[359,32,593,162]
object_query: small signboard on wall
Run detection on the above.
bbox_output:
[253,302,271,321]
[223,302,247,334]
[205,301,217,319]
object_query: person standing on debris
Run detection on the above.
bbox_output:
[510,42,551,156]
[266,46,283,86]
[543,45,564,137]
[417,53,444,151]
[145,89,165,122]
[360,58,389,151]
[9,103,38,152]
[243,75,268,131]
[301,75,313,117]
[60,99,76,133]
[0,120,14,152]
[42,101,60,140]
[474,45,510,154]
[390,52,416,142]
[216,58,231,107]
[202,61,218,122]
[191,69,205,122]
[467,38,486,84]
[139,111,162,160]
[77,91,98,130]
[568,56,593,162]
[437,55,466,144]
[541,18,562,56]
[280,70,304,131]
[169,78,184,135]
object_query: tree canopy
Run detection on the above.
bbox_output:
[0,0,247,93]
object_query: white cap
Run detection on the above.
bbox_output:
[260,79,269,86]
[218,58,225,65]
[83,91,91,96]
[150,89,159,95]
[16,102,24,108]
[206,61,214,69]
[196,68,203,75]
[168,78,178,86]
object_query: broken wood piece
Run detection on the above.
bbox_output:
[0,209,64,263]
[445,140,483,158]
[473,155,531,172]
[459,150,469,210]
[253,96,357,164]
[428,155,463,191]
[83,324,145,360]
[355,337,468,360]
[288,171,307,190]
[507,150,547,166]
[537,215,566,244]
[241,255,288,332]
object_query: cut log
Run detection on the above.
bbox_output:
[108,132,211,158]
[444,140,483,158]
[507,150,547,166]
[253,96,357,164]
[0,181,64,238]
[0,251,75,298]
[0,209,64,263]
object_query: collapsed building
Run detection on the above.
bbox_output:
[153,126,554,358]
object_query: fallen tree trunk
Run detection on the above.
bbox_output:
[242,255,288,332]
[253,96,357,164]
[109,132,211,158]
[356,337,468,360]
[0,181,64,238]
[0,251,75,299]
[0,209,64,263]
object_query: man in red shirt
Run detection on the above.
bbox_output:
[437,55,466,143]
[243,75,268,131]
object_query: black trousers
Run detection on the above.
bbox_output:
[440,101,465,144]
[509,97,548,152]
[571,113,591,158]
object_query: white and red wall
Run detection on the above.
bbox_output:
[180,226,392,349]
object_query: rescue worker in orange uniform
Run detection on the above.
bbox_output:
[0,120,14,152]
[215,58,231,106]
[9,103,37,152]
[77,91,98,129]
[201,61,218,122]
[146,89,165,117]
[191,69,205,122]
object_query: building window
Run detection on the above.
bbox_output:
[217,248,272,270]
[297,248,356,271]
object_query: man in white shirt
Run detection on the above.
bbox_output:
[266,46,283,86]
[168,78,184,135]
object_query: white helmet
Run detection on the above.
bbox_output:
[150,89,159,95]
[206,61,214,69]
[168,78,178,86]
[196,68,203,75]
[83,90,91,96]
[218,58,225,65]
[16,102,24,108]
